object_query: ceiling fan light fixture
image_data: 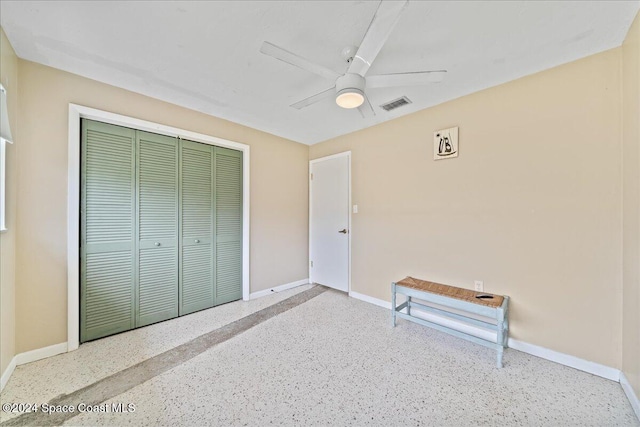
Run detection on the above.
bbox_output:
[336,88,364,109]
[335,73,366,109]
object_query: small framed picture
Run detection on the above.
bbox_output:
[434,127,458,160]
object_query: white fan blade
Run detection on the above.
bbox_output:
[366,70,447,88]
[348,0,408,77]
[291,87,336,110]
[261,41,341,81]
[358,95,376,118]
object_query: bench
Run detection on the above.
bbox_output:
[391,276,510,368]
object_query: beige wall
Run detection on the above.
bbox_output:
[4,14,638,384]
[15,60,309,353]
[311,49,624,368]
[0,28,18,377]
[622,12,640,397]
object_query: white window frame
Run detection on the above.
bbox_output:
[0,137,10,232]
[67,104,251,351]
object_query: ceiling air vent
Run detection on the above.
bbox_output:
[380,96,412,112]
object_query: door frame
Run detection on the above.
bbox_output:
[67,104,251,351]
[309,151,352,293]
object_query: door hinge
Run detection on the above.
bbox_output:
[310,173,313,181]
[310,260,313,267]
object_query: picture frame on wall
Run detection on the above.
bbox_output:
[434,127,458,160]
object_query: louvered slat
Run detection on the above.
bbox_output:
[214,147,243,305]
[84,252,133,331]
[216,241,242,302]
[139,136,178,240]
[180,140,214,315]
[137,132,179,327]
[139,248,177,317]
[85,129,134,246]
[81,120,135,342]
[182,146,212,239]
[182,245,213,310]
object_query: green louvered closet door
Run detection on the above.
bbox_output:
[214,147,243,304]
[180,140,215,315]
[81,120,242,342]
[136,131,179,327]
[81,121,136,342]
[179,143,244,312]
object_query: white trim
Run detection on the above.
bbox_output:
[0,355,17,392]
[349,291,391,309]
[67,109,80,352]
[309,151,353,165]
[0,343,68,392]
[14,342,68,366]
[0,137,9,232]
[249,278,309,300]
[67,104,251,352]
[309,151,352,293]
[507,339,620,381]
[620,372,640,421]
[348,153,352,295]
[348,290,621,381]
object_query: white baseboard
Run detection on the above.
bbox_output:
[249,278,309,300]
[348,290,620,382]
[349,291,391,309]
[620,372,640,421]
[14,342,68,365]
[0,355,17,392]
[507,339,620,381]
[0,342,67,392]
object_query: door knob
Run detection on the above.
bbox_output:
[154,242,161,247]
[194,239,200,243]
[338,229,348,234]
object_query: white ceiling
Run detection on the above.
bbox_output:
[1,1,638,145]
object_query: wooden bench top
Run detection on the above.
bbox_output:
[395,276,504,308]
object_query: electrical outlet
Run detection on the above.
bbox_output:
[474,280,484,292]
[353,204,358,214]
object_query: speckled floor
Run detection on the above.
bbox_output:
[1,285,638,426]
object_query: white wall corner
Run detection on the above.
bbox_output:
[620,372,640,421]
[1,342,67,392]
[0,355,17,392]
[249,278,309,300]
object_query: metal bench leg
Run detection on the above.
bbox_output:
[391,282,397,327]
[496,306,505,368]
[503,317,509,347]
[503,297,510,348]
[406,296,411,316]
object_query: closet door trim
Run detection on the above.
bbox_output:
[68,104,251,352]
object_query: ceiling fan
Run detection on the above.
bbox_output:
[260,0,446,118]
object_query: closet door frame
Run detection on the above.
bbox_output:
[68,104,250,352]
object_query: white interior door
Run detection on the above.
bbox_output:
[310,153,350,292]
